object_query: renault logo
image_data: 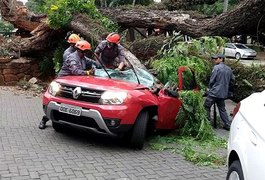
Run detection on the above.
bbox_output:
[73,87,82,99]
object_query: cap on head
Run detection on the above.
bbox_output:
[67,34,81,44]
[106,33,120,44]
[211,53,225,59]
[75,40,91,51]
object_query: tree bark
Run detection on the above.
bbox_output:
[100,0,265,38]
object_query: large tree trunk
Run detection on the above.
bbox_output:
[0,0,46,33]
[0,0,148,70]
[100,0,265,38]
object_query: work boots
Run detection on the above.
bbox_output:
[39,116,49,129]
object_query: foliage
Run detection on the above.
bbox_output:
[52,43,65,73]
[176,91,214,140]
[95,0,152,7]
[17,77,32,90]
[148,135,227,167]
[0,47,9,57]
[0,18,14,33]
[225,60,265,102]
[151,36,228,160]
[152,35,226,88]
[39,56,55,77]
[26,0,46,13]
[193,0,241,16]
[39,0,117,31]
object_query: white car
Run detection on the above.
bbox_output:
[227,90,265,180]
[224,43,257,60]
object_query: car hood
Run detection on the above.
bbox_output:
[56,76,148,91]
[239,90,265,139]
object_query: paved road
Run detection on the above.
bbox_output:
[0,89,227,180]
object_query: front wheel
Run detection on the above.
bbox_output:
[226,160,244,180]
[235,53,241,60]
[130,111,149,150]
[52,121,64,132]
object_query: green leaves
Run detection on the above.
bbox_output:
[152,36,228,140]
[43,0,117,30]
[148,135,227,167]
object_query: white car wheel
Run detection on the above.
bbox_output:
[228,171,240,180]
[226,160,244,180]
[235,53,241,60]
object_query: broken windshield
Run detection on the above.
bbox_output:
[94,68,154,88]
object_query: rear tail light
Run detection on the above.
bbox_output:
[232,102,241,118]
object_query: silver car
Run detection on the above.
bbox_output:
[224,43,257,60]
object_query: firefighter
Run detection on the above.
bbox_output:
[58,40,98,77]
[95,32,125,70]
[63,33,81,62]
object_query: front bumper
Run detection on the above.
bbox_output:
[44,101,132,136]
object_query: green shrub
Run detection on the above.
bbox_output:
[44,0,117,31]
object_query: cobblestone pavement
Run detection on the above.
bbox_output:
[0,89,227,180]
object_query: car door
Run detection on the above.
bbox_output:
[230,44,237,57]
[156,66,198,129]
[225,43,234,57]
[224,43,231,57]
[242,92,265,180]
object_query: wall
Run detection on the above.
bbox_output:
[0,57,39,86]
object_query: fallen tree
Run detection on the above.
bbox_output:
[100,0,265,39]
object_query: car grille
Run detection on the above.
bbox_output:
[56,84,104,104]
[53,110,105,132]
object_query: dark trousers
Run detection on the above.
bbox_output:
[204,96,230,125]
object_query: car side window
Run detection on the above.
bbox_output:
[226,44,234,48]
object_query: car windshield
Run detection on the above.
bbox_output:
[234,44,249,49]
[94,68,155,88]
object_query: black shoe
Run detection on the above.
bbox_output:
[223,124,231,131]
[39,116,48,129]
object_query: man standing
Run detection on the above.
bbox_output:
[95,32,125,70]
[204,54,235,130]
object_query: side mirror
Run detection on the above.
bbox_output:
[165,89,179,98]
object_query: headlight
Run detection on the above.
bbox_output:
[99,91,127,105]
[48,81,61,96]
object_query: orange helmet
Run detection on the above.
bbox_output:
[75,40,91,51]
[67,34,80,44]
[106,33,120,44]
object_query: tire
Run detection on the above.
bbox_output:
[226,160,244,180]
[52,121,64,132]
[235,53,241,60]
[130,111,149,150]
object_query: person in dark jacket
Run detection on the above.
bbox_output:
[63,33,80,62]
[57,40,99,77]
[204,53,235,130]
[39,40,98,129]
[95,32,125,70]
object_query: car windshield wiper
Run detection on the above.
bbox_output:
[124,58,140,85]
[94,53,111,79]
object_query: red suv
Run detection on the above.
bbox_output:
[43,66,197,149]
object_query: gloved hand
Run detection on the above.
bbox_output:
[86,68,95,76]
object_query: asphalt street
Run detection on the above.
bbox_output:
[0,88,227,180]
